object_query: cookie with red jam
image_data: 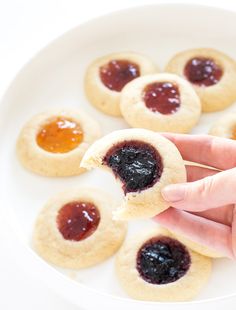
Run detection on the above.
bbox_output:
[165,48,236,112]
[84,52,157,116]
[33,187,127,269]
[120,73,201,133]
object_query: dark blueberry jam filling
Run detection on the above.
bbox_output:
[99,60,140,92]
[103,140,163,193]
[143,82,181,115]
[184,57,223,86]
[137,237,191,285]
[57,201,100,241]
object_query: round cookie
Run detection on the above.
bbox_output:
[17,108,101,176]
[209,112,236,140]
[33,187,127,269]
[84,52,157,116]
[167,229,223,258]
[120,73,201,133]
[115,227,212,302]
[80,128,186,220]
[165,48,236,112]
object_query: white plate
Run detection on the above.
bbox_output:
[1,3,236,310]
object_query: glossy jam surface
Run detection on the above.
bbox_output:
[143,82,180,115]
[104,141,163,193]
[184,57,223,86]
[57,201,100,241]
[137,237,191,285]
[36,117,83,153]
[99,60,140,92]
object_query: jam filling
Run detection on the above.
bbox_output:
[143,82,181,115]
[103,140,163,193]
[99,59,140,92]
[57,201,100,241]
[136,237,191,285]
[36,117,83,153]
[184,57,223,86]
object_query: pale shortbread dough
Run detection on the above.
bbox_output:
[120,73,201,133]
[167,229,223,258]
[209,112,236,139]
[115,227,212,302]
[17,108,101,176]
[84,52,157,117]
[165,48,236,112]
[80,128,186,220]
[33,187,127,269]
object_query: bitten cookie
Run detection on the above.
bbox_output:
[115,227,212,302]
[209,112,236,140]
[120,73,201,133]
[80,128,186,220]
[33,187,127,269]
[84,52,157,116]
[165,48,236,112]
[16,108,101,176]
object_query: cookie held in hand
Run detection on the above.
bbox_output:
[81,128,186,220]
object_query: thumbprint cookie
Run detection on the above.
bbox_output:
[165,48,236,112]
[115,227,212,301]
[167,230,223,258]
[120,73,201,133]
[80,128,186,220]
[209,112,236,140]
[16,108,101,176]
[84,52,157,116]
[33,187,127,269]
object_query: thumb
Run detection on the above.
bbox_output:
[161,168,236,211]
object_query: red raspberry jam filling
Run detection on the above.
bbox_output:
[143,82,181,115]
[184,57,223,86]
[57,201,100,241]
[137,237,191,285]
[103,140,163,193]
[99,60,140,92]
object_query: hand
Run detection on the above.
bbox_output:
[154,133,236,258]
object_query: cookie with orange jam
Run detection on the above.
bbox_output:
[16,108,101,176]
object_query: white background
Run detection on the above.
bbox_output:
[1,0,236,309]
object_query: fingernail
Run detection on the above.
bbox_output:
[161,184,186,202]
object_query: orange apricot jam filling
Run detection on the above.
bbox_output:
[36,117,83,153]
[231,126,236,140]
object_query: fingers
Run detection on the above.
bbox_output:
[191,205,234,226]
[162,133,236,170]
[154,207,233,258]
[186,165,219,182]
[162,168,236,212]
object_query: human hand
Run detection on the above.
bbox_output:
[154,133,236,258]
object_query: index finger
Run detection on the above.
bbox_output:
[162,133,236,170]
[154,207,233,258]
